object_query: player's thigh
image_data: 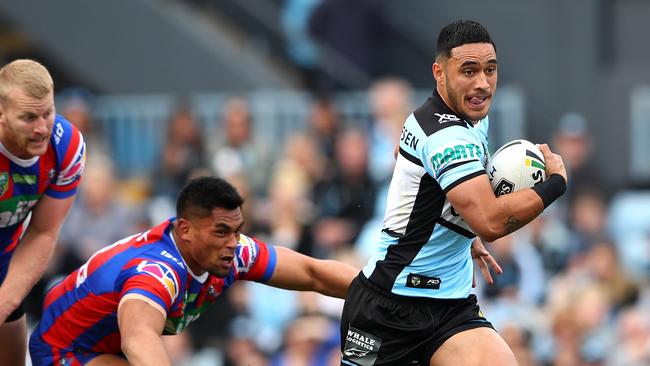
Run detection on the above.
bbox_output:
[0,315,27,366]
[86,354,130,366]
[429,327,517,366]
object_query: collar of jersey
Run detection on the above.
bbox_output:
[431,89,474,128]
[0,140,40,167]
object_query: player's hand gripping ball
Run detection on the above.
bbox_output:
[486,139,546,197]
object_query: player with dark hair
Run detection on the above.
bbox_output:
[29,176,358,365]
[0,59,85,366]
[340,20,568,366]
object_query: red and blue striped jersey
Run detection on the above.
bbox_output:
[31,219,277,355]
[0,114,85,256]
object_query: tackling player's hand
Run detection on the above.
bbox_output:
[536,144,568,184]
[471,237,502,286]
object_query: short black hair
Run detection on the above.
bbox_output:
[176,176,244,219]
[436,20,495,59]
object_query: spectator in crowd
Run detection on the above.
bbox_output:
[367,77,413,184]
[553,112,606,215]
[58,155,144,260]
[151,104,206,202]
[312,129,375,255]
[607,306,650,366]
[307,96,340,163]
[208,97,270,194]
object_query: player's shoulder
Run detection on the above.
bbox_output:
[412,95,472,137]
[51,114,83,145]
[235,233,265,268]
[49,114,85,167]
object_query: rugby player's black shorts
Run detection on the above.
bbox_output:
[340,273,493,366]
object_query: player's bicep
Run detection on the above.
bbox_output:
[118,297,166,338]
[446,174,499,237]
[26,194,76,236]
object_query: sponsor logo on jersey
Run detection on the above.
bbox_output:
[400,126,420,150]
[434,113,461,123]
[430,143,483,172]
[0,197,38,228]
[160,250,184,269]
[11,174,36,185]
[53,121,64,145]
[406,273,441,289]
[343,327,382,365]
[0,173,8,196]
[137,260,179,302]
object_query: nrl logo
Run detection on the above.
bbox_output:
[410,275,421,287]
[434,113,461,124]
[493,178,515,197]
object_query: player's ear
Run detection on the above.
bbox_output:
[433,62,445,84]
[176,218,192,240]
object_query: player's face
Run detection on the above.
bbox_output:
[0,88,55,159]
[434,43,497,122]
[188,207,244,278]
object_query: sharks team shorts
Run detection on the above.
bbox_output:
[340,273,493,366]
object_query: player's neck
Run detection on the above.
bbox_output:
[171,224,206,276]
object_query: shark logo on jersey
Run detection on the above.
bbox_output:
[434,113,461,123]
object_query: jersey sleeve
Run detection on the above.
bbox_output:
[118,258,183,315]
[423,125,487,193]
[45,115,86,199]
[234,234,277,282]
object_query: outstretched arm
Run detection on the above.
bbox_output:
[0,194,75,324]
[118,296,170,366]
[266,246,358,298]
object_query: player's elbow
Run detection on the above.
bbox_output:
[477,230,501,243]
[473,220,505,243]
[121,333,138,358]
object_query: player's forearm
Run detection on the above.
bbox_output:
[0,231,56,320]
[122,331,171,366]
[482,188,545,241]
[312,260,358,298]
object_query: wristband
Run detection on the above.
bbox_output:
[531,174,567,209]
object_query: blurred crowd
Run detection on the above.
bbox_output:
[23,78,650,366]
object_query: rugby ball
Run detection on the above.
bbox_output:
[486,139,546,197]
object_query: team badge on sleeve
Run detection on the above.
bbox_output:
[136,260,180,302]
[235,235,259,273]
